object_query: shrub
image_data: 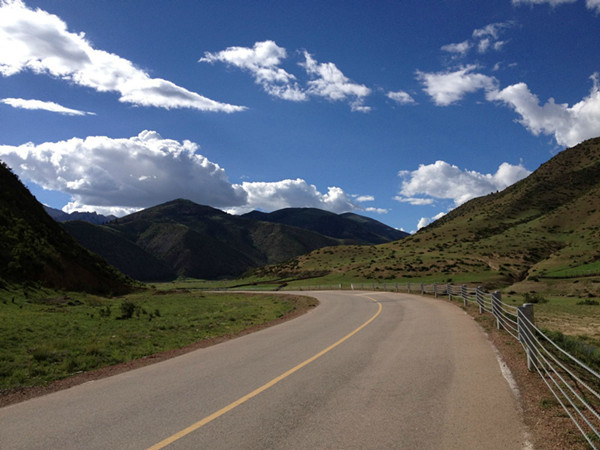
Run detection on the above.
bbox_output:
[523,292,548,304]
[577,299,599,306]
[119,301,137,319]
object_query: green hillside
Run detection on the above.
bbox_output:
[256,137,600,297]
[0,161,134,295]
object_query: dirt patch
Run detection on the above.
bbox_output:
[0,294,317,408]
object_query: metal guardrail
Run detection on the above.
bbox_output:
[287,282,600,448]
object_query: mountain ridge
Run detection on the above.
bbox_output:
[62,200,405,281]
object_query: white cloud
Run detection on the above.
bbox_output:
[472,22,513,40]
[441,22,512,58]
[386,90,416,105]
[301,51,372,112]
[1,97,94,115]
[365,207,389,214]
[587,0,600,12]
[199,41,371,111]
[417,212,446,230]
[488,73,600,146]
[200,40,307,101]
[513,0,600,11]
[417,65,498,106]
[393,196,435,206]
[0,131,248,213]
[441,41,472,56]
[355,195,375,202]
[396,160,531,207]
[0,131,378,217]
[230,179,359,214]
[512,0,577,6]
[0,0,243,112]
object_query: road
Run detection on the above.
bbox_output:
[1,291,530,449]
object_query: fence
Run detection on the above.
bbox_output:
[288,282,600,448]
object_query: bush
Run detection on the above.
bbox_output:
[523,292,548,304]
[119,301,137,319]
[577,299,599,306]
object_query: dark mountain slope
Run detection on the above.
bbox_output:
[69,199,341,280]
[243,207,407,244]
[44,206,116,224]
[0,161,133,294]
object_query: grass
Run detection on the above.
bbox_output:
[0,286,314,391]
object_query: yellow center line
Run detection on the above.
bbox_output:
[147,295,382,449]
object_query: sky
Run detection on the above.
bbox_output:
[1,0,599,233]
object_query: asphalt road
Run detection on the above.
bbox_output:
[1,291,530,449]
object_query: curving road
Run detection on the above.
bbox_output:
[1,291,530,449]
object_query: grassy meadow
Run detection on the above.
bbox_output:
[0,285,316,392]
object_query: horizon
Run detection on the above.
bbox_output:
[1,0,599,233]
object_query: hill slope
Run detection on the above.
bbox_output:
[0,161,134,294]
[67,200,342,280]
[258,137,600,295]
[243,208,408,244]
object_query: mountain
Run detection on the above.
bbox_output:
[44,206,116,224]
[0,161,134,294]
[257,137,600,296]
[242,208,408,244]
[63,200,343,281]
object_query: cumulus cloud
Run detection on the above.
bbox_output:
[417,65,498,106]
[0,0,243,112]
[199,40,306,101]
[386,90,416,105]
[1,97,94,115]
[488,73,600,146]
[396,160,531,207]
[300,51,372,112]
[0,130,248,215]
[0,131,378,217]
[228,179,359,214]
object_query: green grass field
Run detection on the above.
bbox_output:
[0,287,315,391]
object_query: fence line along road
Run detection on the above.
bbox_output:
[286,282,600,448]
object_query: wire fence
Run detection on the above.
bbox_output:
[287,281,600,448]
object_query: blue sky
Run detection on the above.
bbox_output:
[1,0,599,232]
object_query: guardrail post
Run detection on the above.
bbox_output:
[476,286,484,314]
[407,282,411,294]
[395,282,399,292]
[492,291,503,330]
[447,283,451,300]
[384,282,387,291]
[434,283,438,298]
[461,285,467,307]
[420,283,424,295]
[518,303,536,372]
